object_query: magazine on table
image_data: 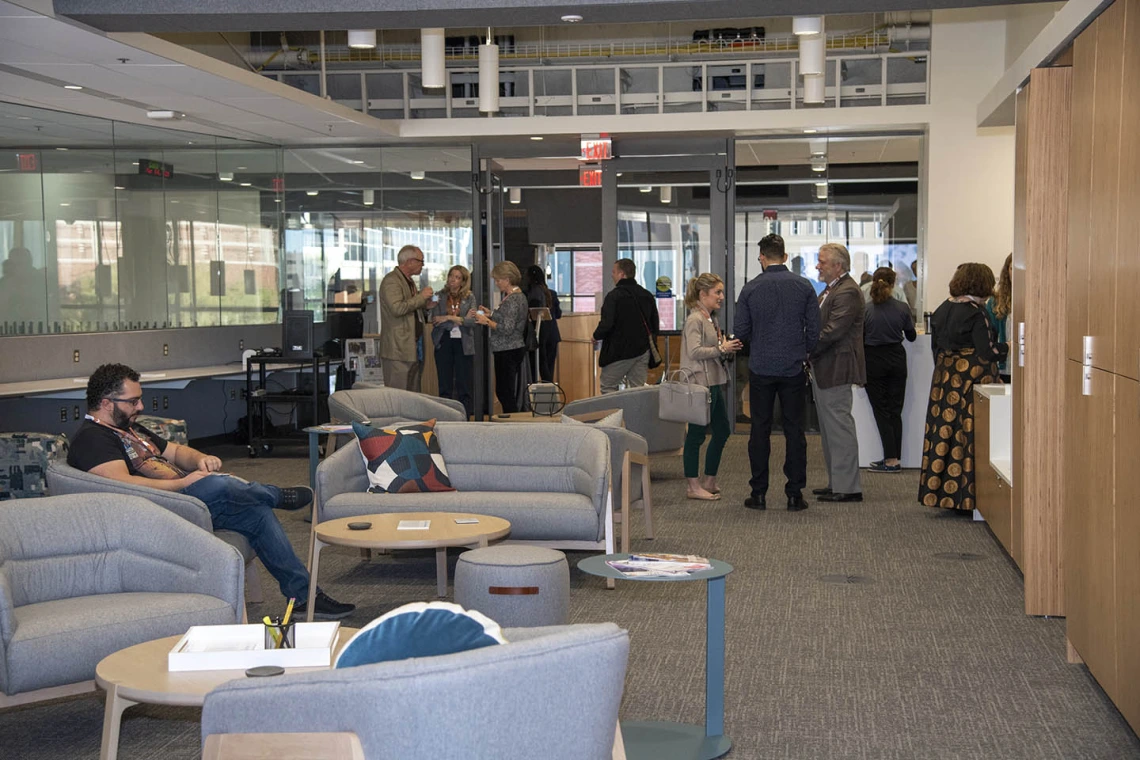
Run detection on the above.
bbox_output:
[606,552,712,577]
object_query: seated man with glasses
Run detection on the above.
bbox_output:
[66,363,354,620]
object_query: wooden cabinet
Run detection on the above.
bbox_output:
[974,390,1014,555]
[1064,361,1117,701]
[1066,23,1095,364]
[1116,1,1140,380]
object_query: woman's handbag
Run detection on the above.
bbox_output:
[658,368,711,426]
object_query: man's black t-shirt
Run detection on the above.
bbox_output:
[67,419,187,480]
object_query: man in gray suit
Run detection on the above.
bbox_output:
[810,243,866,502]
[379,245,434,392]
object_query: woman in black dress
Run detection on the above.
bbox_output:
[863,267,916,472]
[523,264,562,383]
[918,263,1009,512]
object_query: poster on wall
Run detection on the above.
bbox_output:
[346,338,383,383]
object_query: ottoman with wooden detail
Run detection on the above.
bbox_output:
[454,545,569,627]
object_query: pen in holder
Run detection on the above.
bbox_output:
[264,618,296,650]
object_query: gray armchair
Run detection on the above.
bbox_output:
[563,386,685,454]
[0,494,243,706]
[594,426,654,552]
[328,388,467,428]
[201,623,629,760]
[45,461,265,604]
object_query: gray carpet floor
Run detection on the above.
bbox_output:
[4,433,1139,759]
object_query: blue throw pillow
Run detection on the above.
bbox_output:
[334,602,506,669]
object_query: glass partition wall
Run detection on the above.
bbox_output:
[0,102,473,337]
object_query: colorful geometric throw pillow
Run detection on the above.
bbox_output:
[333,601,505,669]
[353,419,455,494]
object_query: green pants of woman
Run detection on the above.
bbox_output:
[684,384,730,478]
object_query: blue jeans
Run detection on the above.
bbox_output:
[182,475,309,599]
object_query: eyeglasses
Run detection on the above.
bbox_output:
[106,396,143,407]
[410,258,424,264]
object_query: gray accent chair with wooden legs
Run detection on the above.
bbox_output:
[563,385,686,454]
[201,623,629,760]
[0,494,243,707]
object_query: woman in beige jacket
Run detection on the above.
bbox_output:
[681,273,742,500]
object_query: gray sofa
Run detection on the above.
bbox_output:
[0,494,243,706]
[201,623,629,760]
[317,422,613,552]
[563,385,685,454]
[46,461,266,604]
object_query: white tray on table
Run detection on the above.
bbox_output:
[167,622,340,671]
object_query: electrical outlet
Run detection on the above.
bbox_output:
[59,406,68,422]
[73,349,80,362]
[230,388,237,400]
[73,406,80,420]
[163,343,169,356]
[152,396,159,411]
[239,339,244,351]
[162,395,169,409]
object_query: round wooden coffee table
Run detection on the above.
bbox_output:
[308,512,511,618]
[94,627,357,760]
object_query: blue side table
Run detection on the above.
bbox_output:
[578,553,733,760]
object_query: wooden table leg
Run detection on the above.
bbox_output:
[307,539,324,622]
[99,684,137,760]
[435,547,448,597]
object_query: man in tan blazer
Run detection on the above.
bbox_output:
[379,245,434,392]
[809,242,866,502]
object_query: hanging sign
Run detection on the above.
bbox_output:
[579,165,602,187]
[579,135,612,162]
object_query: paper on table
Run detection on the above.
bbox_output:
[397,520,430,530]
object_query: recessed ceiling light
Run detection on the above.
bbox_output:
[170,200,180,204]
[306,190,319,196]
[56,147,69,151]
[561,14,583,22]
[274,198,282,203]
[530,136,544,141]
[410,170,425,180]
[237,166,247,170]
[218,172,234,182]
[803,128,818,134]
[59,202,70,207]
[240,182,252,187]
[131,161,139,166]
[351,159,365,164]
[113,185,125,190]
[63,85,83,90]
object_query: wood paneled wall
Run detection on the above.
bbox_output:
[1060,0,1140,733]
[1011,67,1070,617]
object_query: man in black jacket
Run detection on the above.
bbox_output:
[593,258,659,393]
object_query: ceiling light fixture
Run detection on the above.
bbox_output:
[814,181,829,200]
[660,186,673,204]
[803,128,818,134]
[421,28,446,90]
[803,74,825,104]
[640,185,652,193]
[306,190,319,196]
[793,16,823,35]
[509,187,521,204]
[348,29,377,49]
[809,139,827,156]
[351,159,365,164]
[239,182,252,187]
[218,172,233,182]
[63,84,83,90]
[410,170,426,180]
[798,29,826,77]
[811,158,827,172]
[530,136,544,141]
[362,189,375,205]
[146,110,183,120]
[479,30,500,113]
[561,14,583,23]
[113,185,125,190]
[59,202,70,207]
[56,147,68,151]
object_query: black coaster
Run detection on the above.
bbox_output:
[245,665,285,678]
[348,521,372,530]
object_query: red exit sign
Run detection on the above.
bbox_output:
[17,153,37,171]
[138,159,174,179]
[579,166,602,186]
[271,177,285,192]
[580,136,612,162]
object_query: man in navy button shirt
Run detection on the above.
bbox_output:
[734,234,821,511]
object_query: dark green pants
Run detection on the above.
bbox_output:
[684,384,730,478]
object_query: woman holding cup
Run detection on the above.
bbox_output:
[471,261,529,414]
[429,265,476,418]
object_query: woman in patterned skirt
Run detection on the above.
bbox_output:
[919,263,1009,512]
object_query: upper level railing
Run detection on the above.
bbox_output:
[263,49,929,120]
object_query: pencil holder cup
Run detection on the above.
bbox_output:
[264,620,296,650]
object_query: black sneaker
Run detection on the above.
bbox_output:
[292,591,355,621]
[277,487,313,511]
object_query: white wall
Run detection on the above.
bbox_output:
[923,7,1016,312]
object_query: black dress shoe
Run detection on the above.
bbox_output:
[744,494,766,510]
[811,486,833,496]
[787,495,808,511]
[817,491,863,503]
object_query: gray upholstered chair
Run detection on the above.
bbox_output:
[201,623,629,760]
[328,388,467,428]
[563,386,685,454]
[0,494,244,707]
[45,461,266,604]
[591,425,654,552]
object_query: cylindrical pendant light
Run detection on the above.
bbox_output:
[660,186,673,204]
[362,189,374,206]
[815,182,829,200]
[509,187,521,204]
[348,30,377,49]
[640,185,653,193]
[798,32,826,76]
[478,39,500,113]
[803,74,825,104]
[811,157,827,172]
[421,28,446,90]
[809,139,827,156]
[793,16,823,36]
